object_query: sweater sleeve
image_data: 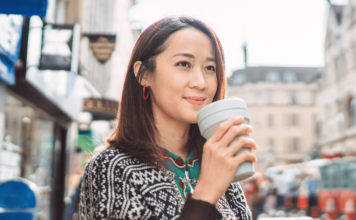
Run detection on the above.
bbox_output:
[79,151,222,220]
[226,182,253,220]
[177,196,222,220]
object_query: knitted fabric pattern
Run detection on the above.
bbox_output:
[79,149,252,220]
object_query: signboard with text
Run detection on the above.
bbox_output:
[39,24,80,72]
[0,14,23,85]
[0,0,47,17]
[83,98,119,120]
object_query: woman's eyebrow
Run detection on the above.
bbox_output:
[206,57,216,62]
[172,53,216,62]
[172,53,195,58]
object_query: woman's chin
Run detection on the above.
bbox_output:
[178,109,199,124]
[185,116,198,124]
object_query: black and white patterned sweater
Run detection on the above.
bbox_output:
[79,149,252,220]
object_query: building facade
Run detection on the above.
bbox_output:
[53,0,139,218]
[55,0,138,101]
[0,0,138,219]
[1,14,82,220]
[315,1,356,158]
[227,66,319,171]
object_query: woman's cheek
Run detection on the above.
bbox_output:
[206,76,218,98]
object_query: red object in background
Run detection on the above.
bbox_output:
[297,195,308,209]
[319,190,339,219]
[320,152,343,159]
[310,206,320,218]
[333,153,343,158]
[338,190,355,212]
[243,191,249,204]
[242,181,257,206]
[338,190,356,220]
[285,196,293,207]
[346,212,356,220]
[328,210,338,219]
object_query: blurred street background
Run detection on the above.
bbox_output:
[0,0,356,219]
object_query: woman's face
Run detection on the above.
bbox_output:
[148,27,218,124]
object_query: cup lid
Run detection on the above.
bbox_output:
[197,98,248,123]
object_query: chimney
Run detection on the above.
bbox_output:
[242,43,247,68]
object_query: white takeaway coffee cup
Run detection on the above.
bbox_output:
[197,97,255,182]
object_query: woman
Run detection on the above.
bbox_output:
[79,17,257,220]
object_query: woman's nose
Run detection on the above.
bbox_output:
[188,68,207,90]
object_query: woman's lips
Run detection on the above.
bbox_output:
[184,97,205,105]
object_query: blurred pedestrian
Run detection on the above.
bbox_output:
[273,170,289,210]
[303,173,320,216]
[78,17,256,220]
[245,179,259,219]
[255,177,272,217]
[264,187,277,213]
[297,181,309,211]
[63,178,82,220]
[287,175,301,210]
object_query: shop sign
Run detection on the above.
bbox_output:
[0,57,15,85]
[0,14,23,85]
[0,138,22,182]
[83,98,119,120]
[0,0,47,17]
[86,34,116,64]
[39,24,80,73]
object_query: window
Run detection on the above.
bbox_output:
[286,91,296,105]
[268,138,274,150]
[335,53,347,78]
[268,138,274,147]
[349,98,356,127]
[335,56,341,77]
[351,7,355,21]
[266,91,272,104]
[287,114,299,127]
[233,74,245,85]
[283,72,296,83]
[292,114,298,126]
[267,114,274,128]
[353,44,356,69]
[336,112,345,131]
[313,114,321,137]
[315,121,322,137]
[289,138,300,153]
[266,71,280,82]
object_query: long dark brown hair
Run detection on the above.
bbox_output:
[106,17,226,167]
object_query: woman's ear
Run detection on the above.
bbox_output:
[133,61,142,79]
[133,61,150,86]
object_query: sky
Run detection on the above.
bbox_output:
[129,0,333,76]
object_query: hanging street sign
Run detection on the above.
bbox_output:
[0,0,48,17]
[83,98,119,120]
[0,14,23,85]
[39,24,80,73]
[86,34,116,64]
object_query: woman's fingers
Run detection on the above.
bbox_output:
[207,116,244,143]
[232,150,257,168]
[218,124,253,148]
[226,136,257,156]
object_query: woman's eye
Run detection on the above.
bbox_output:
[178,61,190,68]
[205,66,216,72]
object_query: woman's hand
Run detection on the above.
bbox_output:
[192,116,257,205]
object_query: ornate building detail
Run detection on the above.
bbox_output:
[86,34,116,64]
